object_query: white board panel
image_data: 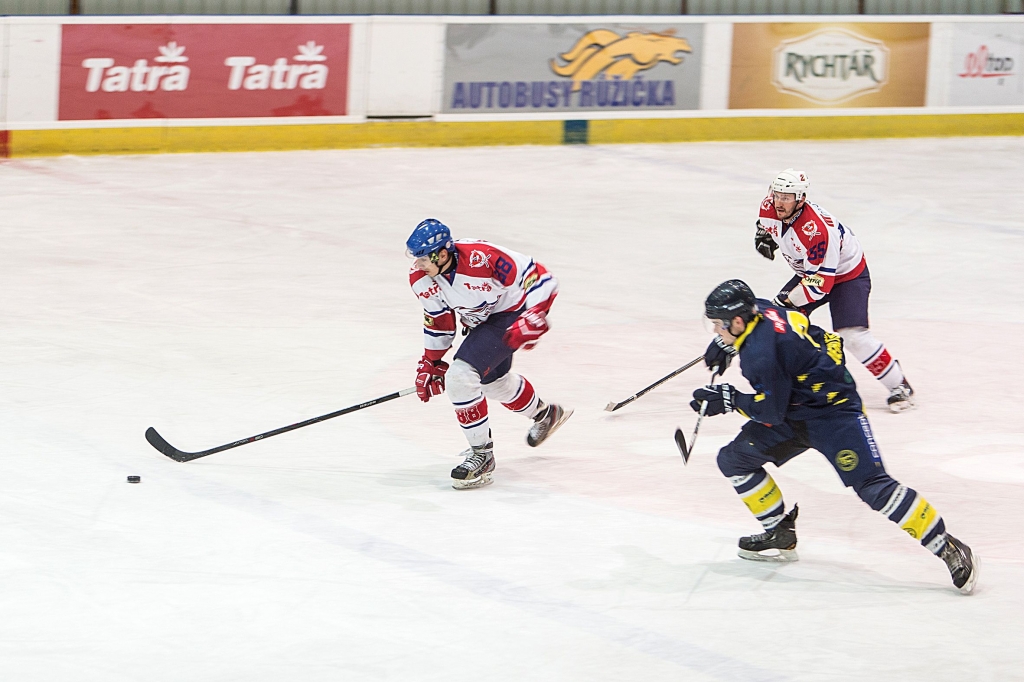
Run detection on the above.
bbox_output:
[5,22,62,125]
[699,21,732,111]
[365,19,444,117]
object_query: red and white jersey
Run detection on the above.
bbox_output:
[758,195,866,308]
[410,240,558,361]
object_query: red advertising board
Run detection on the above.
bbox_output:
[59,23,350,120]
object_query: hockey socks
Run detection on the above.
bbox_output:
[481,373,544,420]
[838,327,905,391]
[878,485,948,555]
[730,470,787,530]
[447,360,492,448]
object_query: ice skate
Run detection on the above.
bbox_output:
[526,403,573,447]
[451,442,495,490]
[887,379,915,413]
[940,534,979,595]
[738,505,799,562]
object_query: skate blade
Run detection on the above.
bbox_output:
[737,548,799,563]
[958,553,980,595]
[452,472,494,490]
[888,399,916,413]
[526,407,575,447]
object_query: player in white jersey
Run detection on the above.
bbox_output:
[407,219,572,489]
[754,169,914,412]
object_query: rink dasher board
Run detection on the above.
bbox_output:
[2,111,1023,157]
[0,14,1022,156]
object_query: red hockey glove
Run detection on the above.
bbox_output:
[415,357,449,402]
[503,306,550,351]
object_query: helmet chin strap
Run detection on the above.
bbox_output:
[780,197,806,223]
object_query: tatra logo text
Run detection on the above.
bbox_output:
[83,41,190,92]
[418,283,440,299]
[772,29,890,104]
[226,41,329,91]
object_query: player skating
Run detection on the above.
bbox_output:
[407,219,572,490]
[693,280,977,594]
[755,169,914,412]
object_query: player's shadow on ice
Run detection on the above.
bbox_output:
[569,545,946,596]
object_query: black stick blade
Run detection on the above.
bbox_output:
[145,427,192,462]
[674,427,691,464]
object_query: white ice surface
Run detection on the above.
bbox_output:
[1,138,1022,681]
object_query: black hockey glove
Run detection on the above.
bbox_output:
[704,335,737,376]
[690,384,736,417]
[771,294,793,308]
[755,221,778,261]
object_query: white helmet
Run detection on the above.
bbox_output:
[771,168,809,200]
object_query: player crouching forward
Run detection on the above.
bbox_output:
[407,219,573,490]
[694,279,978,594]
[755,169,914,412]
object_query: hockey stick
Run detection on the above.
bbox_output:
[674,400,707,465]
[674,370,723,464]
[146,387,417,463]
[604,356,703,412]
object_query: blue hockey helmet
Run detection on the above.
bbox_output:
[406,219,454,259]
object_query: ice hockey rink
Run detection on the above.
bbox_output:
[1,136,1021,681]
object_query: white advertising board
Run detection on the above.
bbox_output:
[948,23,1023,106]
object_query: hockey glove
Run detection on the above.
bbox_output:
[704,335,738,376]
[755,221,778,261]
[690,384,736,417]
[503,306,549,351]
[415,357,449,403]
[771,287,797,309]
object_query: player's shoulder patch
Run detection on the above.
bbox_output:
[459,242,518,286]
[762,307,789,334]
[455,241,495,275]
[522,262,541,292]
[759,195,778,218]
[796,215,823,241]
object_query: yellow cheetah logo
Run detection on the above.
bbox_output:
[550,29,692,92]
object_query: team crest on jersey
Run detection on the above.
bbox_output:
[468,250,491,269]
[801,221,820,238]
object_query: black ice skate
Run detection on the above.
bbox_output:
[738,505,799,562]
[451,442,495,490]
[940,534,979,595]
[526,403,573,447]
[887,378,915,413]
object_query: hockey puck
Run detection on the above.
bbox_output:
[127,475,141,484]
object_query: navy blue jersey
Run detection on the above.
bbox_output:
[732,299,861,425]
